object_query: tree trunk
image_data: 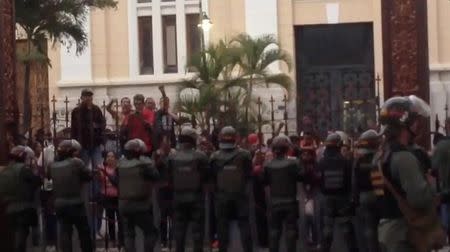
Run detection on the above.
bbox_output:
[244,78,254,135]
[0,0,17,250]
[23,60,32,135]
[23,39,32,135]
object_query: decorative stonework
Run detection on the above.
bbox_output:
[0,0,18,167]
[382,0,430,147]
[382,0,429,100]
[0,1,16,248]
[0,0,18,123]
[391,1,418,93]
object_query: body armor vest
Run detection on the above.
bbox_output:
[214,149,248,194]
[378,144,408,219]
[356,152,376,192]
[51,159,83,201]
[410,145,431,175]
[320,153,351,195]
[0,163,26,203]
[171,150,201,192]
[118,159,150,200]
[265,159,298,200]
[0,163,36,212]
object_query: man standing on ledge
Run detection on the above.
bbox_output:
[70,88,106,238]
[71,89,106,169]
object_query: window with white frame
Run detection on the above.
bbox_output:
[132,0,202,77]
[138,16,154,74]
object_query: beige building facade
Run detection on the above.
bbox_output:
[47,0,450,134]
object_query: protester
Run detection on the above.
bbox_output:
[98,151,123,248]
[154,97,178,150]
[145,97,157,112]
[107,97,133,128]
[71,89,106,168]
[122,94,154,156]
[153,135,176,251]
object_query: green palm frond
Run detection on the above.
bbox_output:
[178,34,293,131]
[16,0,117,56]
[261,73,293,96]
[259,48,292,72]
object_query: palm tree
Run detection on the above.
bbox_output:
[177,40,244,131]
[231,33,293,133]
[15,0,117,133]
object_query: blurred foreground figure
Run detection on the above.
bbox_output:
[319,133,356,252]
[377,96,444,252]
[433,118,450,240]
[0,146,41,252]
[51,140,93,252]
[168,127,209,252]
[353,130,380,252]
[118,139,159,252]
[210,126,253,252]
[263,135,303,252]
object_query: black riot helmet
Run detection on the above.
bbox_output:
[9,145,31,163]
[271,135,292,156]
[179,127,197,146]
[57,139,81,160]
[379,95,430,138]
[325,133,342,148]
[219,126,237,150]
[379,95,430,127]
[124,139,143,159]
[357,129,380,149]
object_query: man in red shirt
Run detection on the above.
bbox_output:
[122,94,154,155]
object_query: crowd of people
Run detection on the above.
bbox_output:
[1,89,450,252]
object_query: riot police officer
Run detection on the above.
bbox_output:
[0,146,41,252]
[167,127,209,252]
[319,133,356,252]
[263,135,303,252]
[50,139,93,252]
[377,96,436,252]
[118,139,159,252]
[353,130,380,252]
[433,123,450,238]
[210,126,253,252]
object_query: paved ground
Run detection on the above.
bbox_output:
[25,187,450,251]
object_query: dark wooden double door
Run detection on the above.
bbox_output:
[295,23,376,138]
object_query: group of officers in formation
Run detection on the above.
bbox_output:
[1,93,450,252]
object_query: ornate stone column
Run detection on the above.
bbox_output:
[0,0,19,165]
[0,1,17,250]
[382,0,430,147]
